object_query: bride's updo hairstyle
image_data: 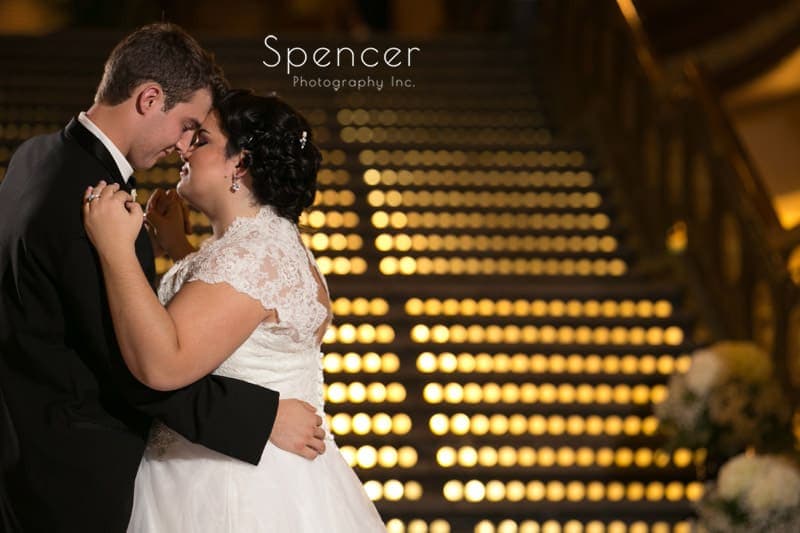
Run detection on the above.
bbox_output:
[216,89,322,223]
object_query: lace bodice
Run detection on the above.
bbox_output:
[155,205,332,420]
[160,206,331,346]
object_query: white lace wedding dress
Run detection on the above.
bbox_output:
[127,206,385,532]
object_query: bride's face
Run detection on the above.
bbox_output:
[176,111,238,207]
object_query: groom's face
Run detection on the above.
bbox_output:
[129,88,213,170]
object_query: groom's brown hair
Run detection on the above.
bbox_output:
[94,22,228,110]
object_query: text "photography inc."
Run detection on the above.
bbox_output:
[291,76,415,92]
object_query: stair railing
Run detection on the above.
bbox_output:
[534,0,800,401]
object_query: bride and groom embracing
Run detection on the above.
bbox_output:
[0,22,385,532]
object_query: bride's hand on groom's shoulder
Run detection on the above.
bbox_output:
[145,188,195,261]
[83,180,143,257]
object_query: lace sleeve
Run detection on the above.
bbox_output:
[186,237,292,315]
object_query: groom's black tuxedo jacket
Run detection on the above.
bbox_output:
[0,119,279,532]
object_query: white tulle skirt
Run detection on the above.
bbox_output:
[127,429,385,532]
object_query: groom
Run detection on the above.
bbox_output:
[0,23,325,532]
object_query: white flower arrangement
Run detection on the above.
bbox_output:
[655,341,792,463]
[695,453,800,533]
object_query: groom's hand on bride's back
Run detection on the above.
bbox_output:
[270,399,326,460]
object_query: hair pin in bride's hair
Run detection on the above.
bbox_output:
[245,130,268,149]
[299,130,307,149]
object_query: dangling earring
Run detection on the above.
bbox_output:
[231,157,246,193]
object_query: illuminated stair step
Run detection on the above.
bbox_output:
[336,109,546,127]
[338,129,554,147]
[386,517,692,533]
[362,170,598,188]
[357,149,588,169]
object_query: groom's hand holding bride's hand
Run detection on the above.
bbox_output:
[270,399,326,460]
[83,181,143,257]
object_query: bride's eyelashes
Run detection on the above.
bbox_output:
[189,131,208,149]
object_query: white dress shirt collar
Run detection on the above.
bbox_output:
[77,111,134,183]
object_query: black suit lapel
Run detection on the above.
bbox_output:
[64,118,129,191]
[64,118,155,284]
[135,222,156,286]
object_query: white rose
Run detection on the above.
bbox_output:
[717,454,763,500]
[744,457,800,515]
[685,350,726,396]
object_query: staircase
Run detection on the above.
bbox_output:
[0,31,701,533]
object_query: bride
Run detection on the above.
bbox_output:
[82,89,385,532]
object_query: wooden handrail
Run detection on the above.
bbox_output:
[682,61,788,253]
[616,0,664,87]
